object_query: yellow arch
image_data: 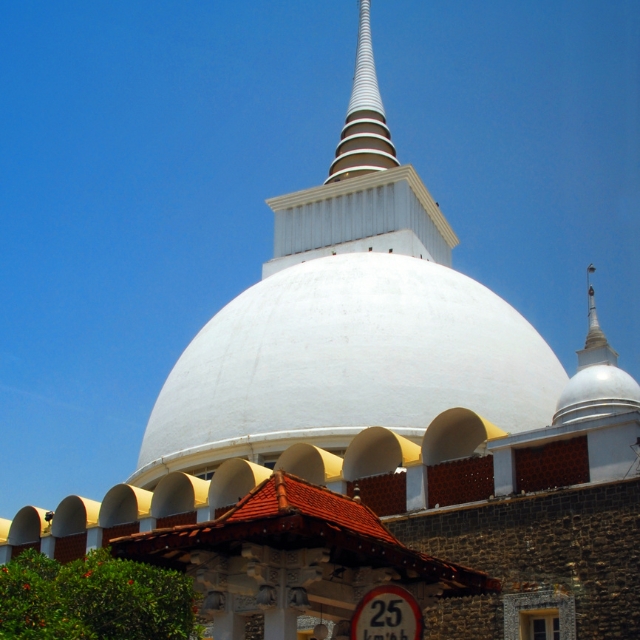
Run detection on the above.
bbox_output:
[209,459,272,510]
[9,506,50,544]
[99,484,154,528]
[422,407,507,466]
[276,444,344,485]
[51,496,102,537]
[343,426,421,481]
[151,472,210,518]
[0,518,11,544]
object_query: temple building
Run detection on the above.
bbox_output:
[2,2,639,639]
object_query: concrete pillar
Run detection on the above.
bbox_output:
[139,517,157,533]
[40,536,56,559]
[212,613,245,640]
[493,447,516,496]
[86,527,103,552]
[197,507,211,523]
[263,608,298,640]
[326,480,347,495]
[406,465,426,512]
[0,545,12,565]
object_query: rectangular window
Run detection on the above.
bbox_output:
[504,592,575,640]
[524,613,560,640]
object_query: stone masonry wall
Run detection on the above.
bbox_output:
[387,477,640,640]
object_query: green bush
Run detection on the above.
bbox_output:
[0,548,201,639]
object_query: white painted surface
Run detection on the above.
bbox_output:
[588,423,640,483]
[137,253,568,477]
[197,507,210,523]
[212,612,245,640]
[493,448,516,496]
[0,545,11,565]
[86,527,102,552]
[40,536,55,559]
[406,465,426,511]
[263,229,432,279]
[347,0,385,118]
[271,180,450,266]
[264,608,298,640]
[326,480,347,495]
[554,365,640,426]
[138,517,156,533]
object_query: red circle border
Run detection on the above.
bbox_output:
[350,584,424,640]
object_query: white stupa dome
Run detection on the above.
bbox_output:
[132,253,567,485]
[553,364,640,426]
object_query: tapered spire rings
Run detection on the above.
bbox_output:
[325,0,398,184]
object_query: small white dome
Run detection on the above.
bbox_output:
[553,364,640,426]
[134,253,568,484]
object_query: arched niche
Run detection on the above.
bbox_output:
[0,518,11,544]
[422,407,507,466]
[208,459,272,511]
[275,444,343,486]
[342,427,421,481]
[51,496,101,538]
[8,507,48,545]
[99,484,153,528]
[151,472,209,519]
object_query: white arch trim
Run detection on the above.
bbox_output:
[151,472,210,519]
[51,496,101,538]
[208,459,272,511]
[99,484,153,528]
[8,507,49,545]
[422,407,507,466]
[342,426,422,482]
[275,444,343,485]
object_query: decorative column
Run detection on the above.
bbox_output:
[264,607,298,640]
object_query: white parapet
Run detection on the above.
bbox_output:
[265,165,458,279]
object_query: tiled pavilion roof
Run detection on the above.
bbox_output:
[111,471,500,596]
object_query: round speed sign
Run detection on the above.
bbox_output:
[351,585,423,640]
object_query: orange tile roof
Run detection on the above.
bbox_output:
[110,471,501,595]
[218,470,399,545]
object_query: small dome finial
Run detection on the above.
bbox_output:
[325,0,399,184]
[585,284,608,349]
[576,265,618,370]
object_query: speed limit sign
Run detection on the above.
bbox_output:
[351,585,423,640]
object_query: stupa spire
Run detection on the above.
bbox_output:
[576,269,618,370]
[347,0,385,118]
[325,0,399,184]
[584,285,608,350]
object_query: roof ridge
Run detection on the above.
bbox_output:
[279,471,402,545]
[213,473,274,524]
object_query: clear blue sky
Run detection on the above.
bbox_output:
[1,1,638,519]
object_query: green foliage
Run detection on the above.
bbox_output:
[0,548,201,640]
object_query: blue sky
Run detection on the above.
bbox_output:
[1,0,638,519]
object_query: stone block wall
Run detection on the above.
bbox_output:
[387,477,640,639]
